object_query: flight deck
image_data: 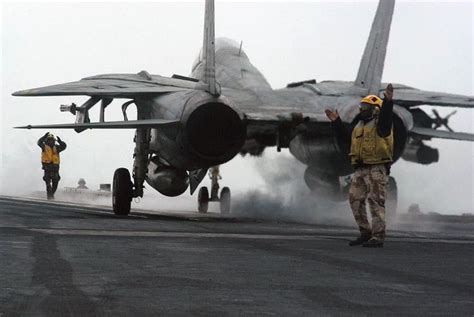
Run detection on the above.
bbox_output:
[0,196,473,316]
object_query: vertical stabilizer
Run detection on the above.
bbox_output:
[354,0,395,95]
[202,0,220,96]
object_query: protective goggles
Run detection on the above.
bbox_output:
[358,103,374,112]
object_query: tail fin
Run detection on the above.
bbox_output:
[202,0,220,96]
[354,0,395,95]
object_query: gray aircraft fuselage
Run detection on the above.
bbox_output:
[142,38,410,183]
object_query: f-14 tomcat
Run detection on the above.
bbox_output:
[13,0,474,215]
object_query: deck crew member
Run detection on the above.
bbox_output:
[325,84,394,248]
[37,132,67,200]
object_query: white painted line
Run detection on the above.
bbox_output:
[31,228,333,240]
[28,228,474,244]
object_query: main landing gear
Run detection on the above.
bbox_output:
[112,168,133,215]
[112,128,150,216]
[197,166,231,214]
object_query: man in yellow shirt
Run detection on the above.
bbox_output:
[325,84,394,248]
[37,132,67,200]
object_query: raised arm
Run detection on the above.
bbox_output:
[37,132,49,149]
[377,83,394,137]
[325,109,351,144]
[56,136,67,152]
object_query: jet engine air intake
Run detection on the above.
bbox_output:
[185,101,245,162]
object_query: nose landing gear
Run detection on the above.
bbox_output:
[197,166,231,214]
[197,186,232,214]
[219,187,231,214]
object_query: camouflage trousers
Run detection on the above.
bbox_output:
[349,164,388,240]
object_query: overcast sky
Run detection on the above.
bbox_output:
[1,1,473,214]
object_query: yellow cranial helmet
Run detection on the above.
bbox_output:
[360,95,383,107]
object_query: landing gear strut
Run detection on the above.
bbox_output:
[197,166,231,214]
[112,127,150,216]
[132,128,150,199]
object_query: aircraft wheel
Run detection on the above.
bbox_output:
[386,176,398,221]
[112,168,133,216]
[198,187,209,213]
[220,187,231,214]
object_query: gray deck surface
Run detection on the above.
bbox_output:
[1,196,473,316]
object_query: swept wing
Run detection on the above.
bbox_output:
[12,72,197,98]
[15,119,180,130]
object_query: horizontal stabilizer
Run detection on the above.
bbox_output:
[15,119,180,130]
[391,86,474,108]
[379,83,474,108]
[411,127,474,142]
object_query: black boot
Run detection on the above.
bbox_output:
[362,238,384,248]
[349,235,371,246]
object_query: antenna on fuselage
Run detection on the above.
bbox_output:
[202,0,220,96]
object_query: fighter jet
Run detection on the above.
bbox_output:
[13,0,474,215]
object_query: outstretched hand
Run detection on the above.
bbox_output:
[384,83,394,101]
[325,109,339,122]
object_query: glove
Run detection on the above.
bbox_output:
[44,132,50,137]
[384,83,394,101]
[56,136,62,142]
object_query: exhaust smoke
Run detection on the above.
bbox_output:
[232,151,354,226]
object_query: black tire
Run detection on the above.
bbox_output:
[220,187,231,214]
[112,168,133,216]
[198,187,209,214]
[386,176,398,221]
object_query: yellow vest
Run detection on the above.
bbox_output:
[41,145,60,165]
[349,118,394,165]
